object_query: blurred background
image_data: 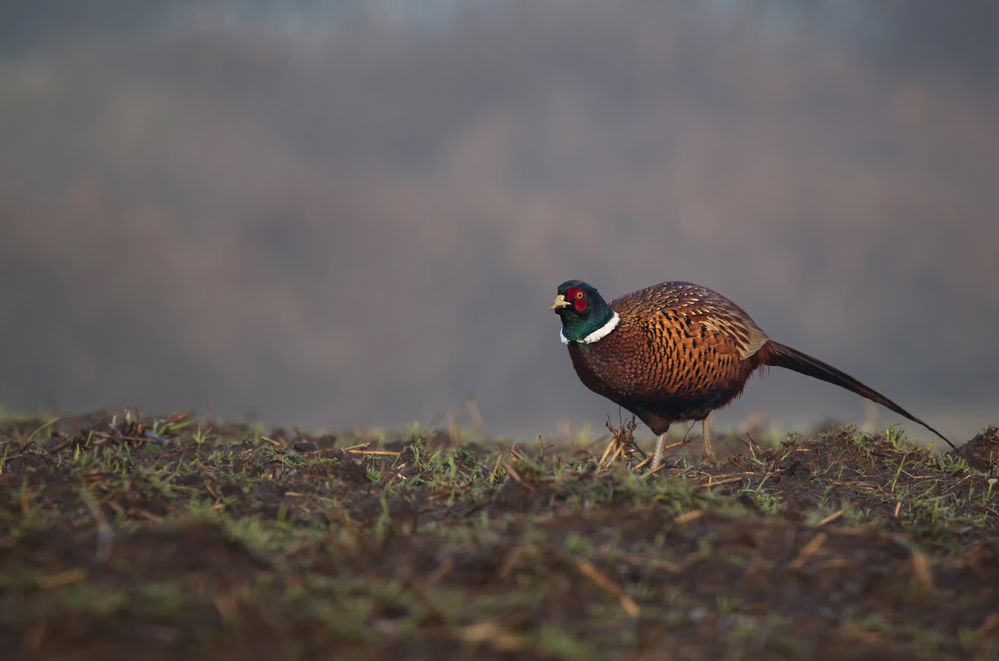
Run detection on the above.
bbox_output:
[2,1,997,442]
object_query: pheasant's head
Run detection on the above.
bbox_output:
[552,280,617,344]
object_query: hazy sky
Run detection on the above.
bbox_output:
[2,1,997,441]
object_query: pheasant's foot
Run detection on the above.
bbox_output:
[647,434,691,475]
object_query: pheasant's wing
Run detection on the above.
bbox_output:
[615,281,769,360]
[684,291,768,360]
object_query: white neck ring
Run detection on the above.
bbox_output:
[560,312,620,345]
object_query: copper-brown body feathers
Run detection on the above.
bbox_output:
[565,281,954,449]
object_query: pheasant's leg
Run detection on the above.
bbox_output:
[650,430,670,472]
[701,417,715,463]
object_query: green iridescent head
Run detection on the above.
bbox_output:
[551,280,616,344]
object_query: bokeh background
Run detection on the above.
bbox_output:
[3,1,997,441]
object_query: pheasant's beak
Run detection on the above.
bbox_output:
[551,294,570,311]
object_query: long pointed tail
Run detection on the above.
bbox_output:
[762,340,955,450]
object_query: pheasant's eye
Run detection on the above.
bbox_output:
[575,291,584,300]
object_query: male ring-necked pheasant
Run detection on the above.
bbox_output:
[552,280,955,468]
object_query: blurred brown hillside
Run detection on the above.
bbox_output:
[2,2,997,438]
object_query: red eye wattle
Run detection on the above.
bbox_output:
[566,287,588,312]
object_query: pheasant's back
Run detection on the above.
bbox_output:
[568,281,769,423]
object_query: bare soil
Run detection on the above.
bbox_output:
[1,412,997,660]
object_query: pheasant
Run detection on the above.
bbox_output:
[551,279,955,468]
